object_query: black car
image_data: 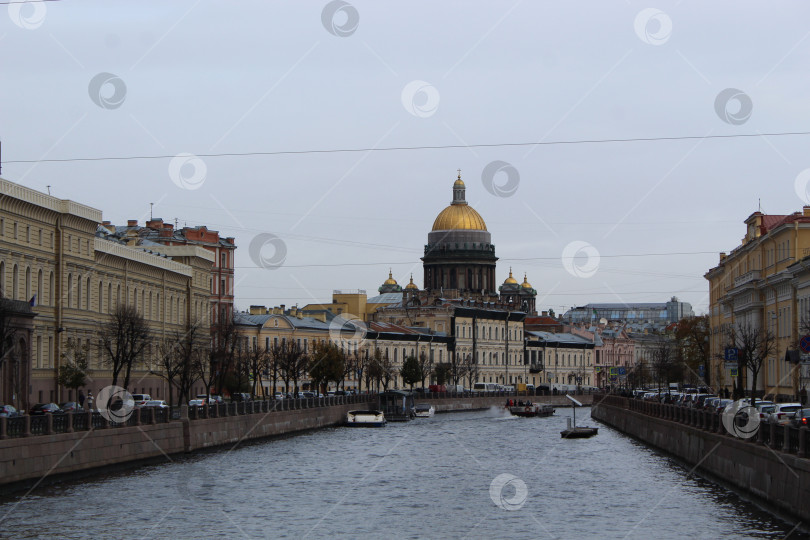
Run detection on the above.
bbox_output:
[59,402,82,413]
[230,393,251,402]
[29,403,61,415]
[0,404,22,418]
[789,408,810,428]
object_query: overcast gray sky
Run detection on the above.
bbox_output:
[4,1,810,316]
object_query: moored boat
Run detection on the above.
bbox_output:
[508,404,555,417]
[346,410,386,427]
[413,403,435,418]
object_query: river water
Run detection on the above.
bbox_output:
[0,407,805,539]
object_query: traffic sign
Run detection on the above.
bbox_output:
[724,347,738,362]
[730,368,738,377]
[698,365,705,377]
[800,335,810,353]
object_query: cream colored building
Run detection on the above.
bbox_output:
[705,208,810,399]
[0,177,213,408]
[235,306,451,393]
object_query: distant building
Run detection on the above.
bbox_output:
[564,297,693,325]
[99,218,236,327]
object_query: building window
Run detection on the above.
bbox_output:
[12,265,19,300]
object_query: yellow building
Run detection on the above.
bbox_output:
[0,177,214,408]
[705,208,810,399]
[235,306,451,393]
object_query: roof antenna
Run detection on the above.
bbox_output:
[758,198,761,212]
[46,185,51,195]
[150,202,153,220]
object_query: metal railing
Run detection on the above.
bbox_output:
[598,395,810,459]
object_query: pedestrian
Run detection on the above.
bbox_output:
[78,390,85,408]
[87,391,94,412]
[801,387,807,406]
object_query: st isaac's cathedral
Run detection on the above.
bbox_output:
[372,173,538,386]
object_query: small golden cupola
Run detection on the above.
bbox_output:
[521,273,533,289]
[405,274,419,290]
[378,269,402,294]
[503,268,518,286]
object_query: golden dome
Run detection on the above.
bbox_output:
[431,171,488,231]
[432,205,487,231]
[504,268,518,285]
[405,274,419,290]
[521,273,533,289]
[383,269,398,286]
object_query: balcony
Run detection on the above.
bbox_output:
[733,270,761,288]
[529,364,543,373]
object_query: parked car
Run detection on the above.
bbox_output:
[58,401,82,413]
[142,400,168,409]
[0,404,22,418]
[230,393,251,402]
[188,399,206,408]
[29,403,61,415]
[769,403,803,425]
[196,394,223,405]
[715,399,734,413]
[131,394,152,407]
[790,408,810,428]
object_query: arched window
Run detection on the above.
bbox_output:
[108,283,112,312]
[98,281,104,313]
[0,261,5,298]
[116,284,121,308]
[68,274,73,307]
[37,269,42,304]
[76,277,81,309]
[12,264,19,300]
[49,271,54,305]
[86,277,90,310]
[25,267,31,301]
[148,292,153,320]
[133,288,138,311]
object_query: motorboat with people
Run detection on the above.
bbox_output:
[346,410,386,427]
[506,399,555,418]
[413,403,435,418]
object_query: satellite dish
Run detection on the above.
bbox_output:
[565,394,583,407]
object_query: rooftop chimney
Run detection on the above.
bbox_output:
[803,206,810,217]
[249,305,266,315]
[127,219,138,227]
[146,218,163,230]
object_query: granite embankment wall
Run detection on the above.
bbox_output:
[0,400,375,490]
[432,393,593,412]
[0,393,588,489]
[592,397,810,523]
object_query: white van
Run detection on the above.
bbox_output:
[473,382,498,393]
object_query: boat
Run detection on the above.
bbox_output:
[379,390,415,422]
[413,403,435,418]
[508,403,555,417]
[560,394,598,439]
[346,410,386,427]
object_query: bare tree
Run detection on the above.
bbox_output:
[459,353,479,391]
[155,321,206,406]
[417,350,433,389]
[210,317,239,396]
[309,341,345,395]
[276,339,307,396]
[99,304,150,390]
[246,345,268,397]
[726,322,776,406]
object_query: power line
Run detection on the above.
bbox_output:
[5,131,810,165]
[232,250,721,269]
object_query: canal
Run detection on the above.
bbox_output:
[0,407,805,539]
